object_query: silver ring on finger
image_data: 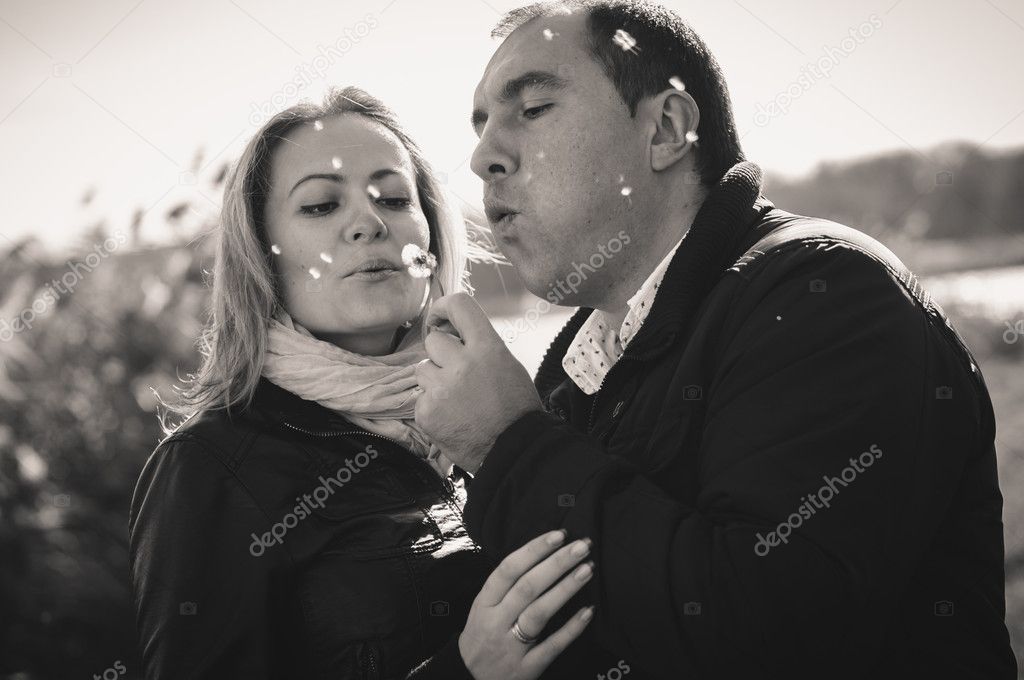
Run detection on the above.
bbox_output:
[511,620,538,645]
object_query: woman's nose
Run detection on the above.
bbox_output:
[342,209,389,243]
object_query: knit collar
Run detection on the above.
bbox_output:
[534,161,769,399]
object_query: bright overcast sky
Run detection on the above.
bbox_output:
[2,0,1023,250]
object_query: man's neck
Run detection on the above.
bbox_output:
[594,185,708,319]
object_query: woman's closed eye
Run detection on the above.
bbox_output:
[298,195,411,217]
[376,196,412,210]
[299,201,339,217]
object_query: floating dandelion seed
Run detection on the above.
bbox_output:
[402,243,437,279]
[612,29,639,53]
[313,120,324,131]
[621,186,633,196]
[319,252,333,263]
[367,184,380,199]
[685,130,699,143]
[669,76,685,91]
[543,28,556,40]
[271,244,282,255]
[331,156,343,169]
[309,267,322,280]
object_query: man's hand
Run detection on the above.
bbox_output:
[414,292,544,473]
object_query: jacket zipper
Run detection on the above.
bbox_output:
[587,358,636,434]
[586,335,674,434]
[366,644,378,680]
[280,421,456,494]
[357,640,380,680]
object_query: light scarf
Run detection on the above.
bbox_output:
[261,311,453,479]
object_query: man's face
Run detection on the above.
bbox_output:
[471,13,649,305]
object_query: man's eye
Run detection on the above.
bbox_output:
[299,202,338,216]
[523,103,553,120]
[377,197,412,209]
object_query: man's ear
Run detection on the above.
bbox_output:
[644,89,700,172]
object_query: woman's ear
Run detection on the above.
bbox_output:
[646,88,701,172]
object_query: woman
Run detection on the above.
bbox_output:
[128,87,594,680]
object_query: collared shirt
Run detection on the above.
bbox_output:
[561,234,685,395]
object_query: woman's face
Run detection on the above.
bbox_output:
[263,114,432,354]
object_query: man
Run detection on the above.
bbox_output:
[413,1,1016,677]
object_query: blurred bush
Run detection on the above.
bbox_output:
[0,160,219,678]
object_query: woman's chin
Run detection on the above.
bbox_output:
[340,305,421,334]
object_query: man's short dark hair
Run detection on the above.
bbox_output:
[493,0,745,185]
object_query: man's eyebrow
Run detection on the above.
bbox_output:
[289,169,403,196]
[471,70,569,131]
[499,70,568,102]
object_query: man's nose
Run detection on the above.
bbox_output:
[471,127,518,181]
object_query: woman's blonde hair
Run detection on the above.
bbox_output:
[163,86,497,431]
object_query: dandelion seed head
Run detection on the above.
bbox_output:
[402,243,437,279]
[319,252,333,263]
[309,267,322,280]
[331,156,342,169]
[271,244,282,255]
[313,120,324,131]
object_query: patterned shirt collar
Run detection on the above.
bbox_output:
[561,234,685,395]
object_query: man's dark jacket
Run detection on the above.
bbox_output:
[459,161,1016,679]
